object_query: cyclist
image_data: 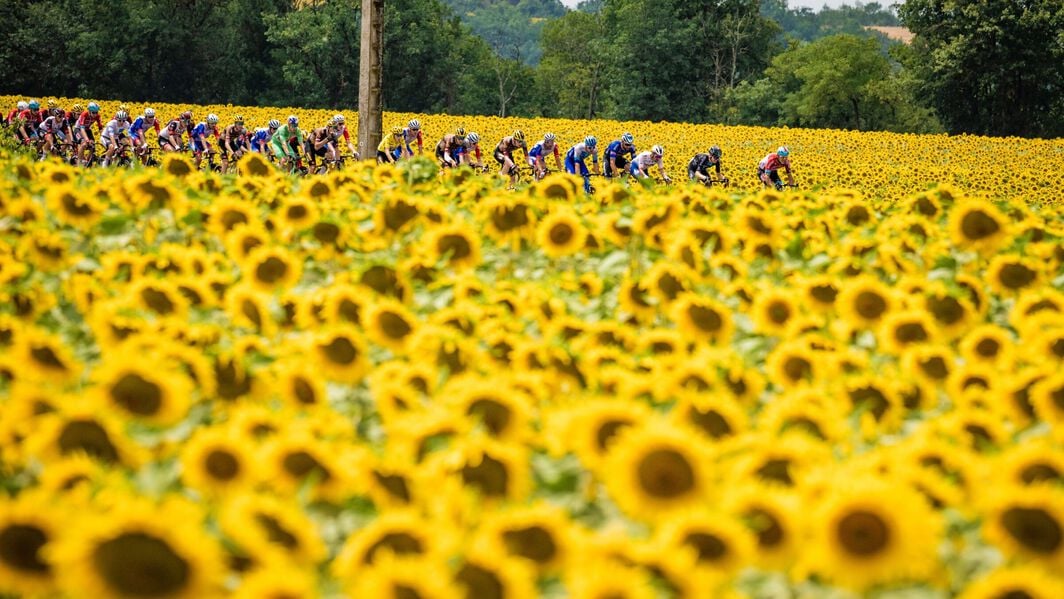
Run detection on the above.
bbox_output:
[38,105,73,159]
[41,99,58,123]
[190,113,221,170]
[528,132,562,180]
[377,126,404,164]
[494,129,528,188]
[100,110,132,167]
[219,114,248,172]
[158,111,193,153]
[74,102,104,165]
[250,119,279,157]
[565,136,600,194]
[630,145,671,183]
[758,146,795,190]
[603,133,637,179]
[396,118,424,159]
[688,145,727,186]
[17,100,43,145]
[435,128,465,168]
[329,114,357,158]
[459,132,485,169]
[270,115,305,171]
[129,108,161,164]
[4,101,27,127]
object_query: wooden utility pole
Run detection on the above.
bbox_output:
[358,0,383,160]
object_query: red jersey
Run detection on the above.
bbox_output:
[759,152,791,173]
[76,111,103,132]
[18,109,41,125]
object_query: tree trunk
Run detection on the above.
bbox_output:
[358,0,384,160]
[851,96,862,130]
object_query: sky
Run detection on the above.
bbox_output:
[559,0,859,9]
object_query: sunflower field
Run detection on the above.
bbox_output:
[0,96,1063,599]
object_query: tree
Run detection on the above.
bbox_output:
[536,10,608,119]
[899,0,1064,138]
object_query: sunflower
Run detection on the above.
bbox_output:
[959,324,1015,370]
[220,493,327,566]
[480,195,537,246]
[672,391,747,442]
[344,554,459,599]
[536,209,588,258]
[949,198,1011,252]
[474,503,574,574]
[877,309,938,355]
[565,559,656,599]
[26,405,142,467]
[424,222,482,270]
[333,510,445,577]
[234,565,320,599]
[207,195,259,238]
[224,223,273,263]
[47,185,104,229]
[671,293,733,345]
[180,427,257,495]
[92,355,193,426]
[751,287,801,337]
[987,254,1042,296]
[364,298,420,352]
[993,440,1064,488]
[725,484,800,570]
[242,245,302,292]
[958,566,1064,599]
[309,326,369,384]
[1030,371,1064,429]
[263,432,347,501]
[653,510,755,577]
[644,261,693,305]
[983,486,1064,569]
[601,421,714,522]
[16,328,79,384]
[617,274,658,322]
[0,492,63,597]
[52,498,224,599]
[766,340,823,389]
[802,475,941,591]
[360,263,411,303]
[837,275,896,329]
[444,376,533,443]
[453,549,537,599]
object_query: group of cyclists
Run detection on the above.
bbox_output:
[3,98,797,189]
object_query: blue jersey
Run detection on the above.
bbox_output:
[129,117,147,139]
[566,142,597,164]
[251,128,271,151]
[605,140,636,162]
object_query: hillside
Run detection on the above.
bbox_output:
[442,0,568,64]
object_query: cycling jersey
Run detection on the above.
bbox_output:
[528,141,561,168]
[39,115,69,135]
[18,109,41,127]
[221,124,247,146]
[401,127,423,153]
[76,111,102,131]
[4,108,19,124]
[688,153,721,178]
[190,122,219,153]
[250,128,272,152]
[630,151,662,176]
[129,116,160,141]
[758,152,791,174]
[378,134,402,153]
[605,140,636,163]
[101,119,131,146]
[566,142,597,165]
[496,136,527,156]
[270,124,304,158]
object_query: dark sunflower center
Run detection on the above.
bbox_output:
[456,563,504,599]
[254,514,299,550]
[364,532,423,564]
[0,524,50,573]
[282,451,332,483]
[1000,507,1062,554]
[292,377,317,405]
[379,311,413,340]
[502,525,557,563]
[637,449,696,499]
[372,471,411,502]
[894,321,929,344]
[747,508,785,548]
[30,345,67,371]
[437,234,472,260]
[549,223,574,246]
[689,408,732,439]
[960,210,1000,240]
[255,256,289,285]
[321,337,358,365]
[782,356,812,382]
[999,263,1036,289]
[141,287,175,315]
[854,291,887,320]
[595,419,631,452]
[767,301,791,325]
[467,398,512,436]
[688,304,723,334]
[683,531,728,562]
[92,532,190,596]
[58,420,119,463]
[461,454,509,497]
[205,449,240,481]
[837,510,890,557]
[109,373,163,416]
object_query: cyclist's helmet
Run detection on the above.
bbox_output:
[72,103,82,113]
[392,126,403,136]
[333,114,345,125]
[17,101,27,111]
[287,115,299,126]
[513,129,525,142]
[652,145,664,156]
[88,102,100,114]
[621,132,634,145]
[268,119,280,129]
[116,110,129,121]
[455,127,466,137]
[206,113,219,125]
[466,132,480,144]
[47,99,58,110]
[777,146,790,158]
[544,132,556,142]
[29,100,40,110]
[181,110,192,120]
[144,108,155,118]
[408,119,421,130]
[585,135,597,147]
[709,145,722,158]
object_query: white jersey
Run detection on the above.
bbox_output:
[632,151,662,171]
[101,119,130,141]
